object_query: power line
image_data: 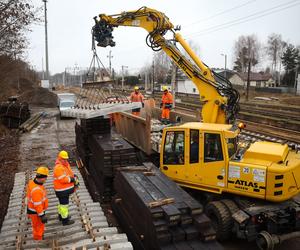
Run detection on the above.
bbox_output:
[183,0,256,27]
[187,0,300,37]
[188,0,299,36]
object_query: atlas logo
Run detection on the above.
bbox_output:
[235,179,258,188]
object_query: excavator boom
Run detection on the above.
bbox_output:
[92,7,239,124]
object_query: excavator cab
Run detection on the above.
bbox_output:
[160,122,300,203]
[160,122,239,194]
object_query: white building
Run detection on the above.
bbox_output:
[176,69,275,94]
[176,78,199,94]
[176,69,242,94]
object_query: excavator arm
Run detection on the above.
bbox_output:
[92,7,239,124]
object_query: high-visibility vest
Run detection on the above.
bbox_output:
[53,159,74,192]
[130,92,144,102]
[26,179,48,216]
[161,92,173,105]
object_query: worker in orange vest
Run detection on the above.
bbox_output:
[53,150,79,225]
[130,86,144,116]
[160,86,173,124]
[26,166,49,240]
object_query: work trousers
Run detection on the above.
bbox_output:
[56,189,73,219]
[132,108,141,117]
[161,108,170,120]
[29,214,44,240]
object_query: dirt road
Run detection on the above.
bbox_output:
[17,107,75,172]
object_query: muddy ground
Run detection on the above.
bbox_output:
[0,106,300,249]
[0,131,19,228]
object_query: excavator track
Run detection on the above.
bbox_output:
[0,169,133,250]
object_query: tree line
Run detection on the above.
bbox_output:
[135,34,299,88]
[0,0,40,100]
[233,33,300,87]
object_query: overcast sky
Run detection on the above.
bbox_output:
[26,0,300,75]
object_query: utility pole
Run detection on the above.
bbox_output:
[42,57,44,80]
[152,58,155,94]
[294,66,299,93]
[43,0,49,81]
[121,65,128,91]
[221,53,227,79]
[246,57,252,102]
[171,62,178,108]
[107,50,113,75]
[145,73,148,90]
[63,68,66,86]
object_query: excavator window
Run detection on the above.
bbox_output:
[163,131,185,165]
[204,133,223,162]
[227,137,237,158]
[190,130,199,163]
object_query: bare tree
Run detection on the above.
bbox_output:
[266,33,283,72]
[154,39,201,84]
[153,50,172,84]
[139,62,153,90]
[139,39,201,89]
[0,0,40,57]
[233,35,260,101]
[233,34,260,73]
[265,33,286,84]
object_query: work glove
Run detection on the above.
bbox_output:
[40,214,48,224]
[141,102,144,108]
[74,174,80,187]
[70,177,75,183]
[75,178,80,187]
[160,103,163,108]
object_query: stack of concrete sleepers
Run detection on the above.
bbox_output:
[88,134,137,201]
[60,102,142,119]
[112,163,222,250]
[75,116,111,167]
[0,169,133,250]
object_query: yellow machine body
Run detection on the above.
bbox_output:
[159,123,300,202]
[93,7,300,203]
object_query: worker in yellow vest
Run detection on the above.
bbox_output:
[26,166,49,240]
[130,86,144,116]
[53,150,79,225]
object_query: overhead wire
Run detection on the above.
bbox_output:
[187,0,300,37]
[183,0,257,26]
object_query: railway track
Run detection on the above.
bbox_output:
[112,89,300,145]
[173,106,300,146]
[239,120,300,147]
[0,169,133,250]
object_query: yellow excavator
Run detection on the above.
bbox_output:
[93,7,300,249]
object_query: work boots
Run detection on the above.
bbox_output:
[62,218,75,226]
[58,214,72,221]
[58,214,74,225]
